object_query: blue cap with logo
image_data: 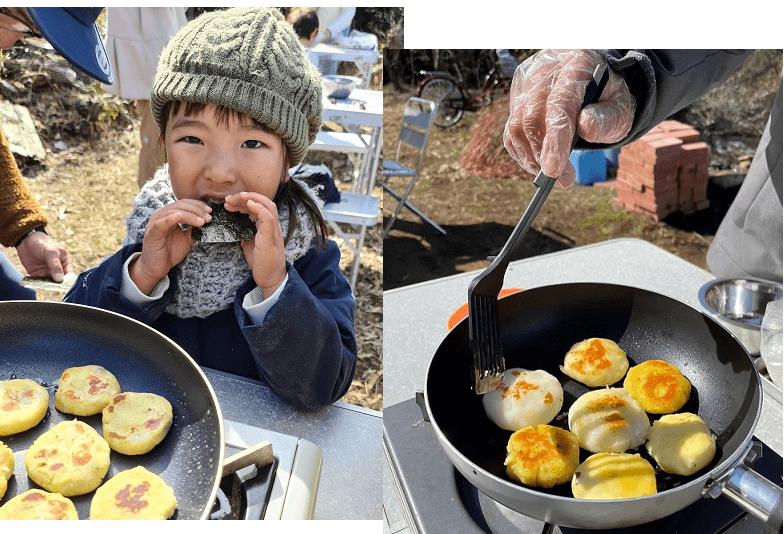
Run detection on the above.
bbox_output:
[26,7,113,84]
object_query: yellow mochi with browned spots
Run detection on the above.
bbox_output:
[102,392,173,455]
[0,378,49,436]
[1,439,14,499]
[55,365,121,416]
[24,420,110,496]
[90,466,177,519]
[505,425,579,488]
[560,338,629,387]
[623,360,691,414]
[0,488,78,520]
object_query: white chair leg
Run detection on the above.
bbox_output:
[327,220,366,292]
[350,225,367,289]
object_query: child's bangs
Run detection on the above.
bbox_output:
[167,101,275,134]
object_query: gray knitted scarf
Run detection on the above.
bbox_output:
[123,166,322,319]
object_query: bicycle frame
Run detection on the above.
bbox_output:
[416,72,470,110]
[414,55,514,128]
[475,67,509,106]
[416,67,509,113]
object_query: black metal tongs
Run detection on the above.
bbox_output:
[468,63,611,394]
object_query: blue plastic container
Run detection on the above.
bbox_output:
[604,147,620,169]
[569,149,607,185]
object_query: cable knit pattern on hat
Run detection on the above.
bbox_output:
[150,7,322,166]
[123,166,323,319]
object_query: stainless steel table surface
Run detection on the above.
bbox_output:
[383,237,782,534]
[322,88,383,129]
[320,87,383,196]
[202,368,382,520]
[310,42,379,65]
[310,42,379,89]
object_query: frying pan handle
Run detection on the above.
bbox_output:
[702,441,783,532]
[767,493,783,534]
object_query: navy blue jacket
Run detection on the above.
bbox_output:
[594,50,752,147]
[64,240,357,411]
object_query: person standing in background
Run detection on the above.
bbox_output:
[312,7,355,75]
[0,7,114,298]
[289,7,319,47]
[496,49,519,79]
[103,7,188,188]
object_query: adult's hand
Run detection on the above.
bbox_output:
[16,230,73,282]
[503,49,636,188]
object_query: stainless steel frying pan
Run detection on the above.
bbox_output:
[425,283,782,530]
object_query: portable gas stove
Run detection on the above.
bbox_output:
[211,419,322,520]
[383,396,783,534]
[203,367,382,521]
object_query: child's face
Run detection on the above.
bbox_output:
[164,104,287,203]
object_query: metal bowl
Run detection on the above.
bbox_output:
[699,278,783,329]
[698,278,783,355]
[322,75,354,99]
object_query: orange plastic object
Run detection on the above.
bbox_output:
[447,288,524,330]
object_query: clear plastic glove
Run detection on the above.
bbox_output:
[503,49,636,188]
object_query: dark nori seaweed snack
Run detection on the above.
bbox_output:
[191,200,256,242]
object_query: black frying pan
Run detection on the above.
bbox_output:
[0,301,224,520]
[425,283,780,529]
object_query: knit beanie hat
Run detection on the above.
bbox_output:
[151,7,322,166]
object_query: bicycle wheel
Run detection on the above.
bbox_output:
[419,77,464,128]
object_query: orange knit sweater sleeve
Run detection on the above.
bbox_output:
[0,124,47,247]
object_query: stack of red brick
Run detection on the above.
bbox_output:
[614,120,710,221]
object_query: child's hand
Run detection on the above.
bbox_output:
[130,199,212,295]
[224,192,287,297]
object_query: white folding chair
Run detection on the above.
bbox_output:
[307,136,380,291]
[311,130,368,184]
[382,97,446,238]
[321,193,378,290]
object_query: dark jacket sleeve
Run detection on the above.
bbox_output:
[591,49,753,147]
[63,243,177,324]
[234,240,357,411]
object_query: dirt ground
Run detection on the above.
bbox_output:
[382,90,718,289]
